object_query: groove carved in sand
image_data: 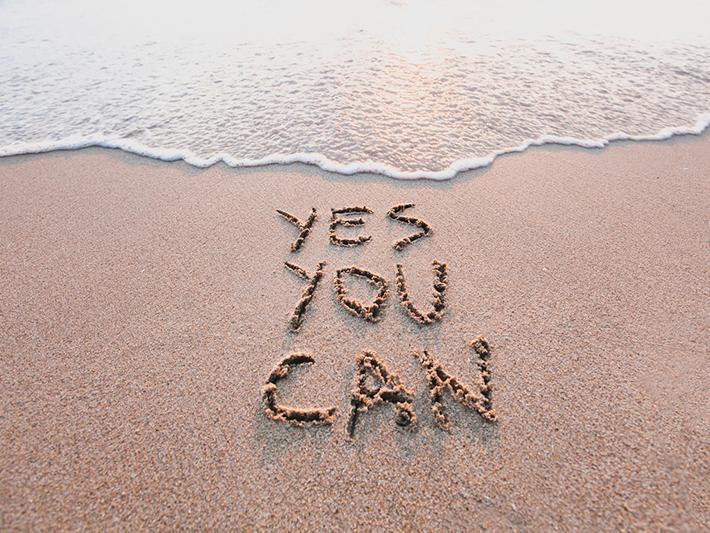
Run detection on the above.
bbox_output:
[470,335,495,417]
[414,337,496,429]
[284,261,325,331]
[329,206,373,247]
[395,260,448,324]
[387,203,432,250]
[262,353,337,427]
[277,208,318,252]
[334,266,389,322]
[347,351,417,438]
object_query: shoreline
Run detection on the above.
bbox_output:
[1,136,708,530]
[1,111,709,180]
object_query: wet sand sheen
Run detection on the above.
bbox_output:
[0,136,708,530]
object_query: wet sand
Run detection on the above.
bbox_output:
[1,135,708,530]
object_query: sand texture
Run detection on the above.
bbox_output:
[1,136,709,531]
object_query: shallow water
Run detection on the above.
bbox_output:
[1,0,709,178]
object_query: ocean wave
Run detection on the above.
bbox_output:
[1,113,708,181]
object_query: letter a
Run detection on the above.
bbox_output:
[347,351,416,438]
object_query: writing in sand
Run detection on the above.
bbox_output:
[263,204,497,439]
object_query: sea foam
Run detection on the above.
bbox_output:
[1,113,708,180]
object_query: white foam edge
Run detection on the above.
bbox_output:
[1,112,709,180]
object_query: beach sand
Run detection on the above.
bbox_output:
[1,136,708,531]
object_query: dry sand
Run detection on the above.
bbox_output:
[1,136,708,531]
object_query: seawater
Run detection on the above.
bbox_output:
[1,0,709,179]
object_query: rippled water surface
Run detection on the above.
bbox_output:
[1,0,709,177]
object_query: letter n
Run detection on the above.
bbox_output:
[414,337,496,429]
